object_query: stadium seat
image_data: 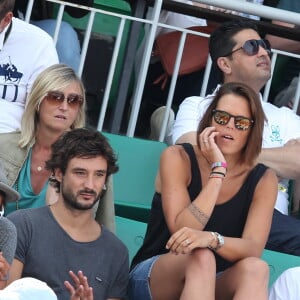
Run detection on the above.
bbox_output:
[103,132,167,222]
[115,216,147,263]
[262,249,300,286]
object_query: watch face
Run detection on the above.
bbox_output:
[216,232,224,249]
[218,234,224,246]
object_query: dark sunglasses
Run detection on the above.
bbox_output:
[45,91,84,107]
[224,39,271,57]
[212,109,254,131]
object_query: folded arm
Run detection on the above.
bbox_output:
[257,138,300,179]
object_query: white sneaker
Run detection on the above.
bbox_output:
[150,106,174,144]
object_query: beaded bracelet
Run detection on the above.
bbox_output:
[209,175,224,180]
[209,170,225,180]
[211,161,227,170]
[210,171,226,177]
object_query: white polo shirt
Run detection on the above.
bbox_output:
[0,17,58,133]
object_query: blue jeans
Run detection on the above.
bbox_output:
[128,256,160,300]
[266,209,300,256]
[32,19,81,71]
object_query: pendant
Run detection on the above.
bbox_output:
[37,166,43,172]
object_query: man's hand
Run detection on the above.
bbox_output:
[65,270,93,300]
[285,138,300,147]
[0,252,10,280]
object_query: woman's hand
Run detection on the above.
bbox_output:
[0,252,10,281]
[166,227,214,255]
[198,127,225,164]
[65,270,93,300]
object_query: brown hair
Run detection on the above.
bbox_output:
[0,0,14,19]
[197,82,266,165]
[45,128,119,192]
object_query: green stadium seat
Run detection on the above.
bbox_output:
[115,216,147,263]
[262,249,300,286]
[103,133,167,222]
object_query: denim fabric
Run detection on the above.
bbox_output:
[266,209,300,256]
[32,20,81,71]
[128,255,160,300]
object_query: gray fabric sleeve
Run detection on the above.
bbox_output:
[0,217,17,265]
[95,176,116,233]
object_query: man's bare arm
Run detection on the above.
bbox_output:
[257,139,300,179]
[175,131,197,145]
[6,259,23,286]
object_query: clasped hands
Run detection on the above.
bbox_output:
[166,227,213,255]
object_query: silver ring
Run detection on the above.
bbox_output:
[184,239,190,246]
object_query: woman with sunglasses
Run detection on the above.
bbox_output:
[0,64,84,215]
[129,82,277,300]
[0,64,115,230]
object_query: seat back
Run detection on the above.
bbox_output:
[103,133,167,222]
[115,216,147,263]
[262,249,300,286]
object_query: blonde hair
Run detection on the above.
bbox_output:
[19,64,86,148]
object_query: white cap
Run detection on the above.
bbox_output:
[0,278,57,300]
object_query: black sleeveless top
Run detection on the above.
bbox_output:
[131,143,268,272]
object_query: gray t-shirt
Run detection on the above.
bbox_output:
[0,216,17,265]
[8,206,129,300]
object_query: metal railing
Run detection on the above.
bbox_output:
[23,0,300,141]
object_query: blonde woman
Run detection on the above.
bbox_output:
[0,64,115,231]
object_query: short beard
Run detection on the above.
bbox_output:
[61,180,100,211]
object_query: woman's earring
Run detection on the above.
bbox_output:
[103,184,107,191]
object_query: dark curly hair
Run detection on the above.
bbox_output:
[45,128,119,192]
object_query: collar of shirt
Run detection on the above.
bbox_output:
[0,21,12,50]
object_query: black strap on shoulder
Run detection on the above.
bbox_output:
[180,143,198,168]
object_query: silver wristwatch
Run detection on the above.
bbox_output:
[215,232,224,250]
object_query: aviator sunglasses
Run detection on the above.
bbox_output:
[224,39,271,57]
[45,91,84,108]
[212,109,254,131]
